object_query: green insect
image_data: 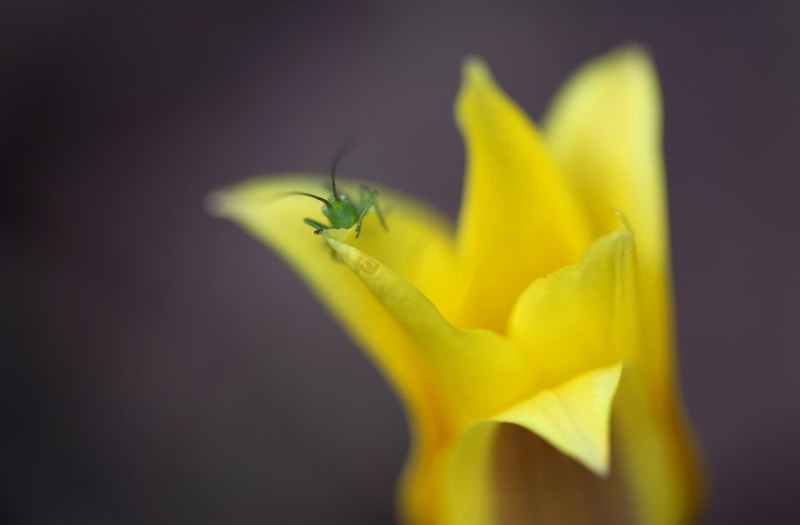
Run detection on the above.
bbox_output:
[290,145,388,238]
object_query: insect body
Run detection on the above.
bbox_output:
[291,146,388,238]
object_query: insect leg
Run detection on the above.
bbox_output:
[354,189,380,238]
[359,186,388,232]
[303,218,329,235]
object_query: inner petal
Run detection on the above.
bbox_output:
[452,58,592,333]
[506,227,637,386]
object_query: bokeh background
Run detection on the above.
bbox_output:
[3,1,799,523]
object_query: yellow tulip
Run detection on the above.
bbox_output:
[210,46,703,525]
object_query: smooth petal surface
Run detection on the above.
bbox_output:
[543,46,665,251]
[543,47,702,523]
[507,226,636,385]
[439,424,498,525]
[453,58,591,331]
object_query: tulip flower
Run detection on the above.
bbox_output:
[211,46,703,525]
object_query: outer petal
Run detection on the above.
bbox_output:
[439,423,499,525]
[543,46,665,252]
[543,47,703,522]
[453,58,591,332]
[210,176,460,524]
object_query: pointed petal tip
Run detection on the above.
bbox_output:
[460,55,493,87]
[206,190,234,218]
[205,186,268,220]
[323,233,375,277]
[323,235,351,260]
[613,43,657,80]
[613,42,652,63]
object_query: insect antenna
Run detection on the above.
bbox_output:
[329,132,357,201]
[285,191,332,207]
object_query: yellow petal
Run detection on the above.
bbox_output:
[507,226,636,386]
[543,46,664,253]
[453,58,591,332]
[543,47,703,522]
[439,423,499,525]
[210,176,459,509]
[492,363,623,476]
[614,366,700,525]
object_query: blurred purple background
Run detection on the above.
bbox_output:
[3,1,799,523]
